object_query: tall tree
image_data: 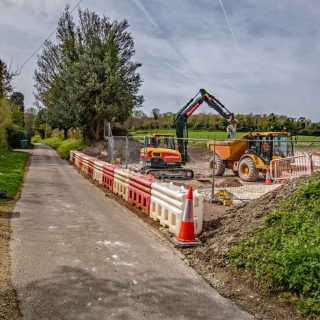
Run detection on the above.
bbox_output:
[10,91,25,112]
[0,59,13,98]
[151,108,160,120]
[34,7,143,140]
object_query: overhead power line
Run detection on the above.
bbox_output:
[19,0,83,72]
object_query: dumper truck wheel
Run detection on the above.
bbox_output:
[209,154,225,176]
[238,157,259,182]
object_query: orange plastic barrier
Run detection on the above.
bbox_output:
[102,165,115,191]
[128,173,156,214]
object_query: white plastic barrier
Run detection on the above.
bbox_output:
[113,169,130,201]
[80,154,91,174]
[93,160,106,184]
[150,182,203,235]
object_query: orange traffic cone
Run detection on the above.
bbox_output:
[171,186,201,247]
[265,169,272,185]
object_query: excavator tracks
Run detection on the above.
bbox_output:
[143,168,194,180]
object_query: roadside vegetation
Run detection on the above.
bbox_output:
[228,172,320,316]
[0,151,29,199]
[32,135,85,159]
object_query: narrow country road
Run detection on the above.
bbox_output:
[11,144,252,320]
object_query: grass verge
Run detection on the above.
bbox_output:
[0,151,29,199]
[32,136,85,159]
[228,172,320,317]
[0,150,29,320]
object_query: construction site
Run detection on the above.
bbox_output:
[1,1,320,320]
[74,117,320,319]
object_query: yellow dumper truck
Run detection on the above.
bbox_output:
[207,132,293,182]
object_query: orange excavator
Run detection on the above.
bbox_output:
[140,89,235,179]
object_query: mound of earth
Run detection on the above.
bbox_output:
[216,177,242,188]
[82,139,143,164]
[194,175,311,265]
[180,175,312,320]
[82,141,107,160]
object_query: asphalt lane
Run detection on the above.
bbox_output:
[11,144,252,320]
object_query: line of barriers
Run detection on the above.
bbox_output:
[270,153,320,181]
[70,150,204,236]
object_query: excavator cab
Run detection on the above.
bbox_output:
[145,134,176,149]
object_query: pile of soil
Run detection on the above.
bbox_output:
[82,139,143,164]
[216,177,242,188]
[180,175,312,320]
[199,175,310,261]
[81,141,108,160]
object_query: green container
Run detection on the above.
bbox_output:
[20,140,28,149]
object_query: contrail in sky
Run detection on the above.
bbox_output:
[130,0,159,29]
[130,0,190,78]
[218,0,240,52]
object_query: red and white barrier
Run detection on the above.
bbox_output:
[270,155,318,181]
[102,164,115,191]
[69,150,204,236]
[128,173,155,214]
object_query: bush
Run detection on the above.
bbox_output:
[0,99,12,150]
[228,172,320,316]
[32,135,41,143]
[36,137,84,159]
[57,139,85,159]
[6,127,31,148]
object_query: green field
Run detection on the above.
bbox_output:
[130,129,319,142]
[0,151,29,199]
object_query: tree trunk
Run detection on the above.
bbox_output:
[63,128,68,139]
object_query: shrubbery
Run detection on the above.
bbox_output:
[6,127,31,148]
[32,136,85,159]
[228,172,320,316]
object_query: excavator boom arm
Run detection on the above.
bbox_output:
[174,88,235,162]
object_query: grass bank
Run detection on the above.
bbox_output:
[32,136,85,159]
[0,151,29,199]
[228,172,320,316]
[0,150,29,320]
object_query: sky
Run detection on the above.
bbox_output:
[0,0,320,120]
